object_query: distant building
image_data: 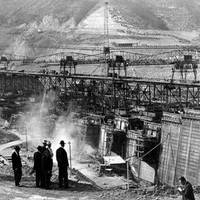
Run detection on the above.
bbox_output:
[117,43,133,47]
[111,40,139,48]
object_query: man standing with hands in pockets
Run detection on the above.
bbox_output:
[56,140,69,189]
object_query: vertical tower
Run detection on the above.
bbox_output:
[104,1,111,76]
[104,1,109,48]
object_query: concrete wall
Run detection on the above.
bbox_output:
[158,112,200,186]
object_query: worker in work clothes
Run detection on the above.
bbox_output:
[178,176,195,200]
[32,146,42,187]
[47,141,53,186]
[40,140,47,188]
[11,145,22,186]
[56,140,69,188]
[41,141,52,189]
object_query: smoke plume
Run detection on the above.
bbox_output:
[17,90,96,167]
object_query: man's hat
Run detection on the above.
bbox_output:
[37,145,42,152]
[60,140,66,145]
[14,145,20,150]
[47,141,52,146]
[43,140,48,145]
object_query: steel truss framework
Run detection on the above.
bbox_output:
[4,45,200,63]
[0,71,200,114]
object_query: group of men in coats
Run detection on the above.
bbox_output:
[11,140,69,189]
[33,140,53,188]
[9,140,197,199]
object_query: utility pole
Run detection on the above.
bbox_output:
[68,141,72,177]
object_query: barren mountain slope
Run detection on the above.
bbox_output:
[1,0,200,30]
[0,0,100,26]
[0,0,199,57]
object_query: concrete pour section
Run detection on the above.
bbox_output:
[73,163,128,189]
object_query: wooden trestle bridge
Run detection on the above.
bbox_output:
[0,70,200,114]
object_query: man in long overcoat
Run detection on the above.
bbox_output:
[41,142,52,189]
[40,140,47,188]
[47,141,53,187]
[56,140,69,188]
[11,145,22,186]
[33,146,42,187]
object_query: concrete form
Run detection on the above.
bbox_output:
[159,112,200,186]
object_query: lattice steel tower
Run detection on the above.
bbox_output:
[104,1,109,48]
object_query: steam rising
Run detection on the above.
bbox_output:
[17,89,95,166]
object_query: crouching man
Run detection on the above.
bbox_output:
[178,176,195,200]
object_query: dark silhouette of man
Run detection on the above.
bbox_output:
[47,141,53,188]
[41,140,52,189]
[33,146,42,187]
[40,140,47,188]
[56,140,69,188]
[178,176,195,200]
[11,145,22,186]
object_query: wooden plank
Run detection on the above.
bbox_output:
[139,161,155,183]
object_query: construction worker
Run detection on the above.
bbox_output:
[32,146,42,187]
[178,176,195,200]
[41,140,52,189]
[41,140,48,152]
[47,141,53,187]
[56,140,69,188]
[40,140,47,188]
[11,145,22,186]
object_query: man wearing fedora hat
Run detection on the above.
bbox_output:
[56,140,69,188]
[32,146,42,187]
[11,145,22,186]
[41,140,52,189]
[41,140,47,188]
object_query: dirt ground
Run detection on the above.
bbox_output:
[0,174,200,200]
[0,131,199,200]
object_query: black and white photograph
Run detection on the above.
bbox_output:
[0,0,199,199]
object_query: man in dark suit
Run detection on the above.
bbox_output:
[41,141,52,189]
[11,145,22,186]
[56,140,69,188]
[178,176,195,200]
[46,141,53,188]
[33,146,42,187]
[40,140,47,188]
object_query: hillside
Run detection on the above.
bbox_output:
[0,0,200,57]
[0,0,100,27]
[1,0,200,31]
